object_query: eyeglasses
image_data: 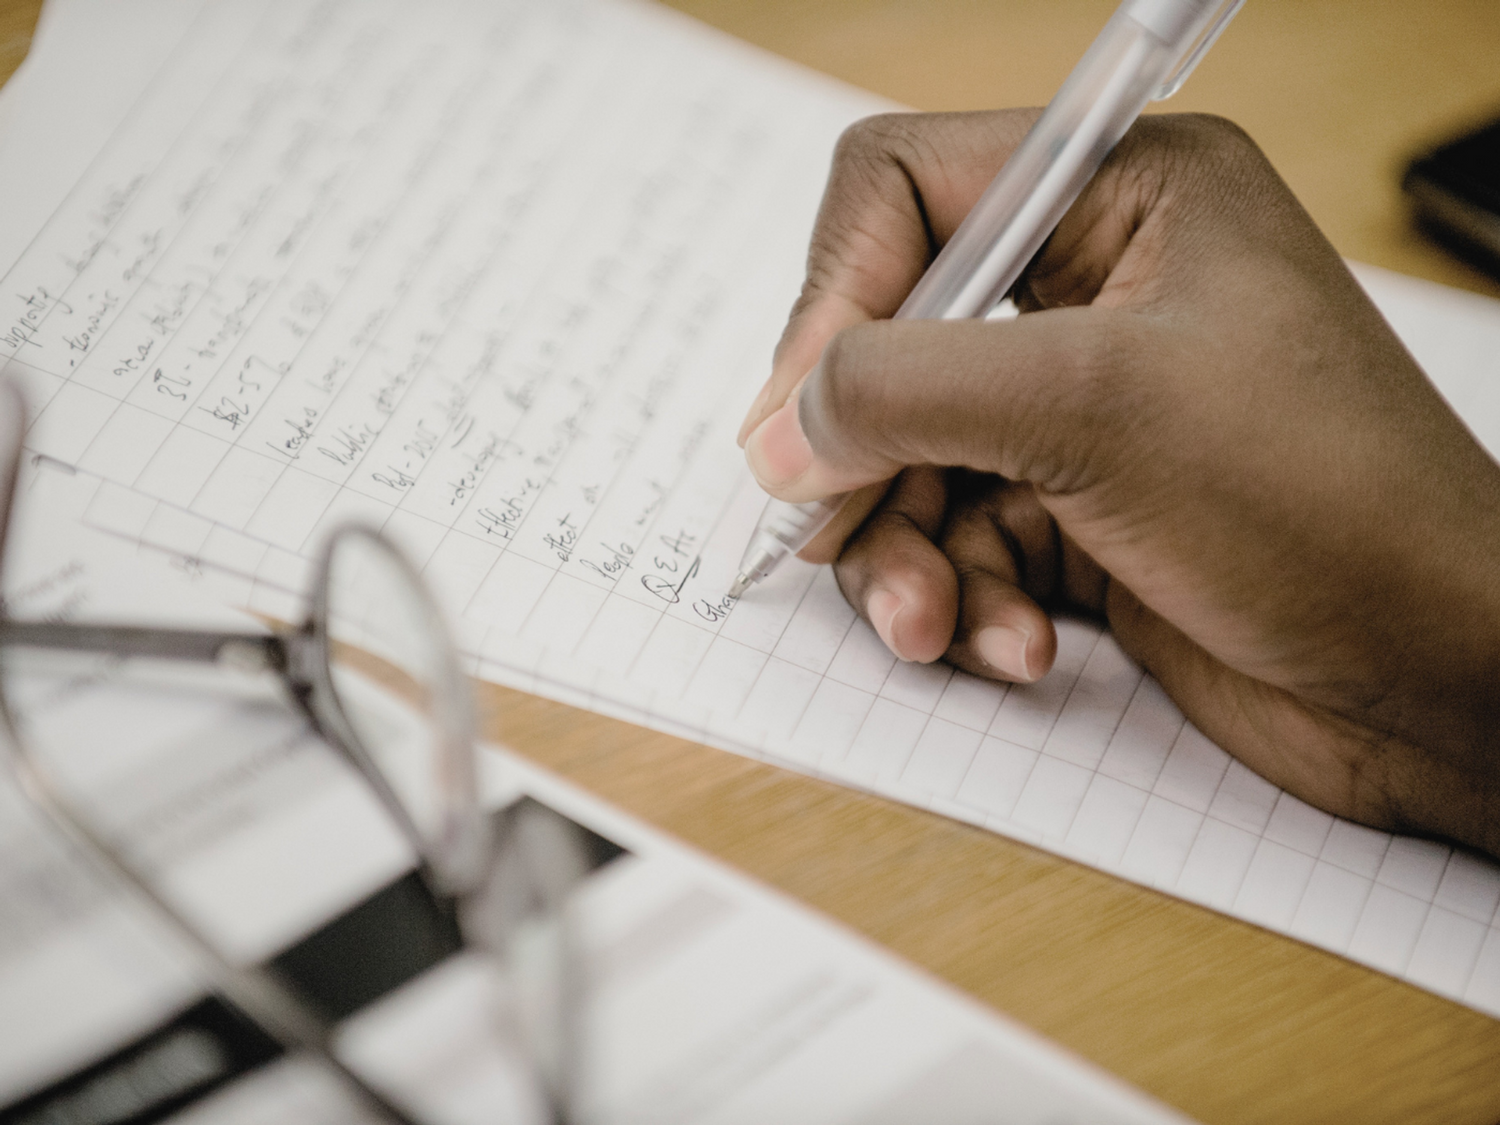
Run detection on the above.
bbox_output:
[0,381,585,1125]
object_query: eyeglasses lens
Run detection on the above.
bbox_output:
[318,531,482,893]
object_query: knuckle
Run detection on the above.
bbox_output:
[1180,114,1270,184]
[862,509,935,564]
[805,115,936,303]
[832,112,923,169]
[828,113,950,215]
[1123,112,1274,210]
[1177,112,1257,152]
[831,114,885,163]
[1136,112,1258,162]
[1147,113,1279,215]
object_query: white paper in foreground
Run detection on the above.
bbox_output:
[2,0,1499,1023]
[0,508,1190,1124]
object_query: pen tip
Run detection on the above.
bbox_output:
[728,573,751,599]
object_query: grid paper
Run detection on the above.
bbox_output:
[4,0,1500,1022]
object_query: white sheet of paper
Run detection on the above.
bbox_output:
[2,0,1500,1026]
[0,507,1190,1124]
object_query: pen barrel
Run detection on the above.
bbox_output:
[897,2,1212,322]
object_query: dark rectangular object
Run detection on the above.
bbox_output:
[0,998,281,1125]
[1404,114,1500,278]
[2,798,629,1123]
[270,868,464,1023]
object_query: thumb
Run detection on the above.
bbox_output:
[744,305,1161,502]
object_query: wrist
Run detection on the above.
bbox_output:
[1387,472,1500,856]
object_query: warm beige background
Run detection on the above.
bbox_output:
[664,0,1500,299]
[4,2,1500,1123]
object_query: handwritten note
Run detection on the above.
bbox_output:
[3,0,847,639]
[4,0,1500,1025]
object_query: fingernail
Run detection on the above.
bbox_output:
[744,397,813,490]
[975,625,1034,681]
[867,587,911,661]
[737,377,775,447]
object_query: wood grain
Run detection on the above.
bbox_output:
[478,681,1500,1125]
[3,1,1499,1121]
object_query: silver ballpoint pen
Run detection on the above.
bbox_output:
[729,0,1244,599]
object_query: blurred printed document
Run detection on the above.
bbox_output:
[3,0,1500,1030]
[0,505,1190,1125]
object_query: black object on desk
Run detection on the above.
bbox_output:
[0,800,626,1125]
[1404,113,1500,279]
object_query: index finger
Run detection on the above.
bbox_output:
[737,109,1041,446]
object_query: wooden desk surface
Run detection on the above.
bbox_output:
[4,2,1500,1122]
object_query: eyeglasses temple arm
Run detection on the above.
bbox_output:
[3,720,425,1125]
[3,618,482,917]
[0,621,286,671]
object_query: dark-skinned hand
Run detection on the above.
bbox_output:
[737,110,1500,859]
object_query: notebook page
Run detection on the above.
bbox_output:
[3,0,1500,1024]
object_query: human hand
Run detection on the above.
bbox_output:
[737,110,1500,857]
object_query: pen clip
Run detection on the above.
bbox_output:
[1151,0,1245,100]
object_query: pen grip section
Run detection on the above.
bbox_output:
[735,494,848,592]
